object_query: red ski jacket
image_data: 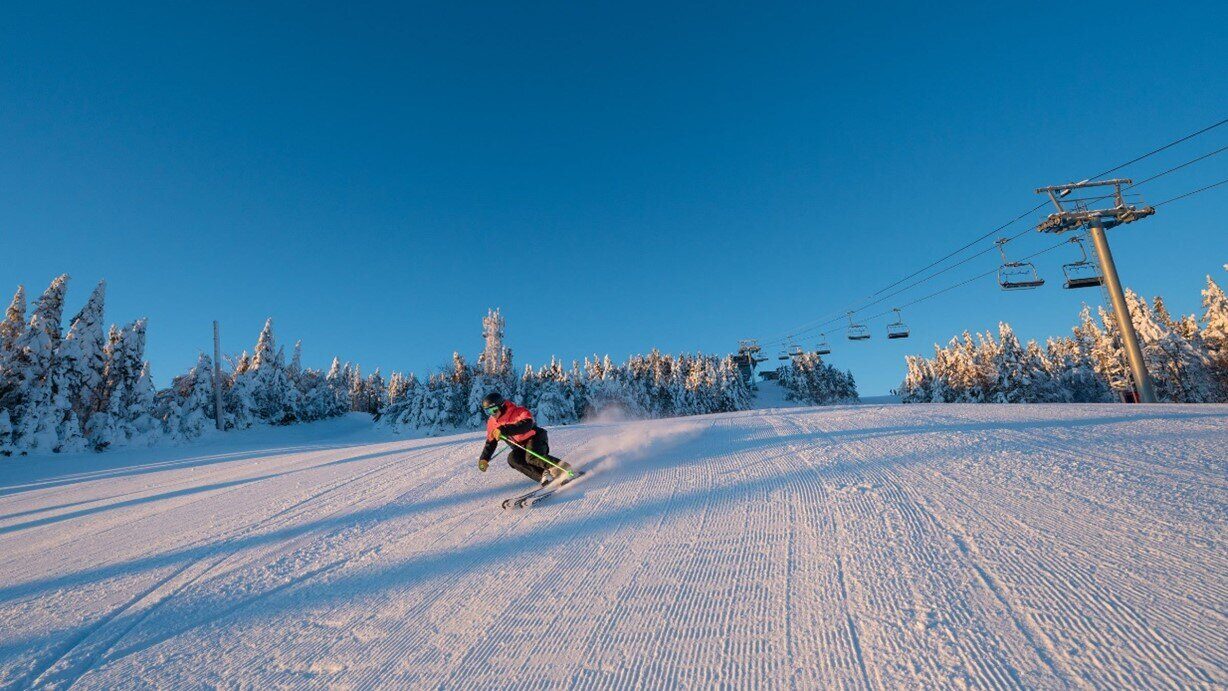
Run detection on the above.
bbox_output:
[486,401,537,443]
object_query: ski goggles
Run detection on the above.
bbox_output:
[483,404,502,417]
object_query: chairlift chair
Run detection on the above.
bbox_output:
[996,238,1045,290]
[816,333,832,355]
[789,344,804,359]
[886,308,910,339]
[1061,236,1104,289]
[777,349,789,361]
[846,312,871,341]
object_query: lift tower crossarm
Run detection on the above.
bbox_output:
[1035,178,1154,233]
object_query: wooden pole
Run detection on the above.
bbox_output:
[213,320,225,430]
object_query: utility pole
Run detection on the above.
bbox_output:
[213,320,225,430]
[1035,178,1157,402]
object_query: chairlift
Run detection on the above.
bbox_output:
[846,311,871,341]
[996,238,1045,290]
[1061,236,1103,289]
[886,308,910,339]
[788,344,804,359]
[777,349,789,361]
[816,333,832,355]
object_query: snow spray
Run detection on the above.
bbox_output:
[570,418,708,474]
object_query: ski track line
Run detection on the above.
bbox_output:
[922,408,1228,661]
[803,413,1068,690]
[928,407,1225,528]
[5,407,1225,689]
[561,465,701,690]
[0,445,353,567]
[3,440,427,607]
[977,420,1226,615]
[759,413,873,691]
[367,432,662,689]
[457,480,664,687]
[603,428,728,689]
[873,407,1224,688]
[156,436,575,690]
[7,439,465,689]
[80,440,487,682]
[426,418,744,688]
[15,461,391,688]
[792,415,963,689]
[904,463,1220,689]
[7,458,392,689]
[786,410,1062,690]
[0,441,422,573]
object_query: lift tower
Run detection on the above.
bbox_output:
[734,339,768,383]
[1035,178,1156,403]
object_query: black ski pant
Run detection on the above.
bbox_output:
[507,427,562,483]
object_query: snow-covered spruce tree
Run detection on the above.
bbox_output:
[532,358,578,426]
[166,353,218,440]
[620,355,654,415]
[347,364,368,414]
[898,355,935,403]
[246,320,297,424]
[1127,290,1216,403]
[366,369,387,419]
[224,350,258,430]
[512,364,535,410]
[0,286,25,358]
[778,352,859,406]
[387,371,408,406]
[294,369,327,422]
[717,356,753,411]
[126,362,160,445]
[11,275,72,452]
[1201,276,1228,397]
[0,409,12,456]
[88,319,150,449]
[58,280,107,430]
[1089,308,1134,398]
[445,353,472,427]
[583,354,639,418]
[325,358,351,417]
[988,323,1063,403]
[0,285,27,452]
[379,372,422,430]
[1052,307,1115,402]
[414,373,453,434]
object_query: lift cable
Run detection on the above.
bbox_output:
[853,238,1074,327]
[1154,177,1228,207]
[863,117,1228,301]
[758,173,1227,348]
[1071,144,1228,207]
[757,130,1228,348]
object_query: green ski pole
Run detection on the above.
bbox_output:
[498,434,575,478]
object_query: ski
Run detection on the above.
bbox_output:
[501,486,549,510]
[513,471,586,509]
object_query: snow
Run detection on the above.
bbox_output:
[747,378,807,409]
[1,404,1225,689]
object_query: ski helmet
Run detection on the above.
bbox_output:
[480,392,504,415]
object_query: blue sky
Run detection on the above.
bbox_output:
[2,2,1225,395]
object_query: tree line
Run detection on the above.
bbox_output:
[0,281,763,455]
[896,277,1228,404]
[378,310,757,433]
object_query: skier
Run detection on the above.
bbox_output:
[477,391,573,485]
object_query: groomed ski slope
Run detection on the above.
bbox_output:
[0,404,1225,689]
